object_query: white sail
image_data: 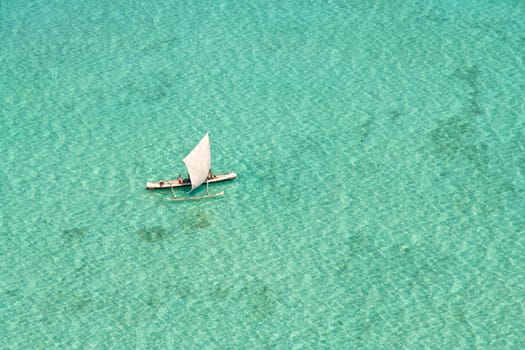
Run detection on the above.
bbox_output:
[183,132,211,192]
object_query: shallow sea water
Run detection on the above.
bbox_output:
[1,0,524,348]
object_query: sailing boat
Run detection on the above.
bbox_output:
[145,132,236,200]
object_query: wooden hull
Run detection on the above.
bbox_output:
[146,172,237,190]
[166,191,225,201]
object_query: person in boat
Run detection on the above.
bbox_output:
[208,169,216,179]
[177,174,183,184]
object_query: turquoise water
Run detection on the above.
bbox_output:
[1,0,524,348]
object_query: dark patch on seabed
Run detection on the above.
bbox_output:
[172,277,193,301]
[358,116,375,144]
[453,64,480,89]
[421,6,448,23]
[179,209,212,232]
[429,115,473,156]
[335,229,375,279]
[62,227,86,247]
[212,282,232,300]
[428,64,488,172]
[42,290,93,325]
[238,278,278,321]
[136,225,169,242]
[453,64,482,118]
[133,279,176,317]
[40,262,106,324]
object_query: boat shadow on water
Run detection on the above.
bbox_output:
[136,226,169,243]
[62,227,87,247]
[135,210,212,242]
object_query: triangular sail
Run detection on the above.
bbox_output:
[183,132,211,192]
